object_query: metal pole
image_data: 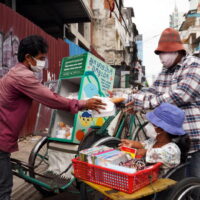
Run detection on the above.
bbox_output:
[12,0,16,11]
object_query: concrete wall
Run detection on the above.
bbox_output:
[92,0,134,66]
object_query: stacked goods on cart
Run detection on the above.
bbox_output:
[72,146,162,193]
[79,146,136,173]
[55,121,72,139]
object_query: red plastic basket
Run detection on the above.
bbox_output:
[72,157,162,194]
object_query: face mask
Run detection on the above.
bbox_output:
[159,52,178,68]
[144,123,158,139]
[30,57,46,72]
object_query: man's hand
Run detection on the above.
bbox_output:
[124,100,136,113]
[125,101,134,107]
[85,98,106,113]
[107,90,125,104]
[110,97,125,104]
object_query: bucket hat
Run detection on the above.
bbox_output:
[155,28,186,55]
[146,103,185,135]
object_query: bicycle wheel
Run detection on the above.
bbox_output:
[167,177,200,200]
[78,127,107,152]
[28,136,53,195]
[131,121,149,141]
[92,136,120,148]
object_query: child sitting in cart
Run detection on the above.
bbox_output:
[119,103,190,175]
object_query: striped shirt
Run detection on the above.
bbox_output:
[128,55,200,153]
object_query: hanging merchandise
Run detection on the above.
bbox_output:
[55,122,72,139]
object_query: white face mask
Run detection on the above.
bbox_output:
[30,57,46,72]
[159,52,178,68]
[144,123,158,139]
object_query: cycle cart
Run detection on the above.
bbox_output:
[11,109,200,200]
[11,109,144,195]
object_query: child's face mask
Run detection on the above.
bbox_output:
[159,52,178,68]
[145,123,158,139]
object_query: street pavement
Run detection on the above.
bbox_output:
[11,135,101,200]
[11,135,43,200]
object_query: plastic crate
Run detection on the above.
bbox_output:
[72,157,162,194]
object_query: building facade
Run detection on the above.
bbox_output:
[170,5,185,30]
[91,0,138,68]
[63,0,140,88]
[179,0,200,56]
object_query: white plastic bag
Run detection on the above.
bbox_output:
[91,96,116,117]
